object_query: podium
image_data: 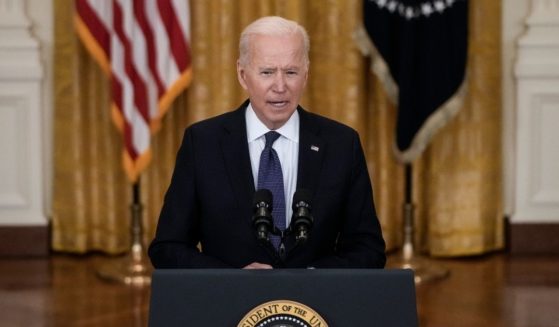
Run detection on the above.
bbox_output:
[148,269,418,326]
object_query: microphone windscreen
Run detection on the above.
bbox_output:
[253,189,273,206]
[292,189,312,209]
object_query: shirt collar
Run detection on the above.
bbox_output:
[246,103,299,143]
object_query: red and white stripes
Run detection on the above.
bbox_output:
[75,0,192,182]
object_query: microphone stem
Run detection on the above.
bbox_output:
[296,230,307,242]
[279,242,286,262]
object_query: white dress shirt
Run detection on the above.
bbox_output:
[246,103,299,227]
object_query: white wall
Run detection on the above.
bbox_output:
[510,0,559,223]
[0,0,50,226]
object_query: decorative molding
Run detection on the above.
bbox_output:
[515,0,559,76]
[0,0,29,26]
[0,0,41,79]
[0,94,29,208]
[530,94,559,204]
[530,0,559,19]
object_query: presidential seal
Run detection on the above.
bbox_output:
[238,300,328,327]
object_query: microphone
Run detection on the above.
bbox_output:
[252,189,274,243]
[291,189,313,244]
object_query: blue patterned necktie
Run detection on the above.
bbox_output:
[257,131,286,249]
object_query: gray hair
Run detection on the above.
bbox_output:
[238,16,310,68]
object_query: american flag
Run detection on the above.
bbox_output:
[75,0,192,182]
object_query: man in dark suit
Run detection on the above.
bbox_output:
[148,16,385,269]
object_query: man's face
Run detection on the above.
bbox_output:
[237,33,308,130]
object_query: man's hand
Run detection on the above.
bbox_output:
[243,262,273,269]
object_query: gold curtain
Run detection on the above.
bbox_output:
[53,0,503,256]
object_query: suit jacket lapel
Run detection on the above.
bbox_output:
[280,108,325,256]
[220,102,255,213]
[297,108,325,195]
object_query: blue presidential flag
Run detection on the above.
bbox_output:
[357,0,468,162]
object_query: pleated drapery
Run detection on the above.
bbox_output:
[53,0,503,256]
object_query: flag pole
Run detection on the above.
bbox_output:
[387,163,449,284]
[97,178,153,286]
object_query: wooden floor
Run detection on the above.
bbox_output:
[1,252,558,327]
